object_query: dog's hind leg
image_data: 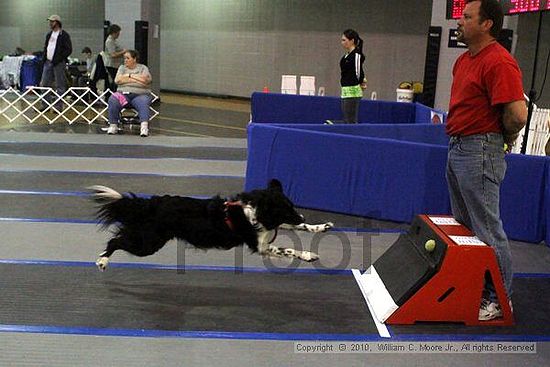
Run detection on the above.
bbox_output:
[96,230,170,272]
[96,238,121,272]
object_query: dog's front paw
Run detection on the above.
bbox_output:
[96,257,109,272]
[298,250,319,262]
[306,222,334,233]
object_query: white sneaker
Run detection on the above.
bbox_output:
[107,124,118,135]
[478,299,503,321]
[140,122,149,137]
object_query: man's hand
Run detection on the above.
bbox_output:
[503,132,520,153]
[503,131,519,145]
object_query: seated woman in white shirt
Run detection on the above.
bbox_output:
[106,49,152,137]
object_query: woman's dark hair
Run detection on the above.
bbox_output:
[126,49,140,62]
[108,24,121,35]
[467,0,503,38]
[81,47,92,54]
[343,29,364,55]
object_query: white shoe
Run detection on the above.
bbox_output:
[107,124,118,135]
[140,122,149,137]
[478,298,503,321]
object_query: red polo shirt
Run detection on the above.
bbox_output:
[446,42,524,137]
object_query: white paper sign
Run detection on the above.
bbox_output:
[429,216,460,226]
[449,235,487,246]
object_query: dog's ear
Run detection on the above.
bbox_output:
[267,179,283,192]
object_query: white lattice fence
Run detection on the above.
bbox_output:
[512,106,550,156]
[0,87,159,125]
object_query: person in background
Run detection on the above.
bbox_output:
[106,50,152,137]
[326,29,367,124]
[81,47,94,75]
[40,14,72,112]
[104,24,126,92]
[14,47,27,56]
[445,0,527,321]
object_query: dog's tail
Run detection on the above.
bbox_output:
[88,185,142,228]
[88,185,123,204]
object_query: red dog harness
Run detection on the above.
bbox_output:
[223,201,242,231]
[223,201,278,244]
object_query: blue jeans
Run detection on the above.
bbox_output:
[446,133,512,302]
[108,93,152,124]
[40,60,67,109]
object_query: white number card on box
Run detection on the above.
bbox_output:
[449,236,487,246]
[429,216,460,226]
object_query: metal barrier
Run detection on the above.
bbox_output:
[0,86,159,125]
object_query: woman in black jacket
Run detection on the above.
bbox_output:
[338,29,366,123]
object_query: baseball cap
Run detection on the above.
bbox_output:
[47,15,61,22]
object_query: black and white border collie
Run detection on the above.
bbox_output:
[89,179,333,271]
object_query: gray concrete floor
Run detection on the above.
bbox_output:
[0,95,548,366]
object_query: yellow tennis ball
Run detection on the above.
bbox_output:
[503,143,508,152]
[425,239,436,252]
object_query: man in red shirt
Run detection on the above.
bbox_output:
[446,0,527,321]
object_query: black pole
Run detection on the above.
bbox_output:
[520,11,543,154]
